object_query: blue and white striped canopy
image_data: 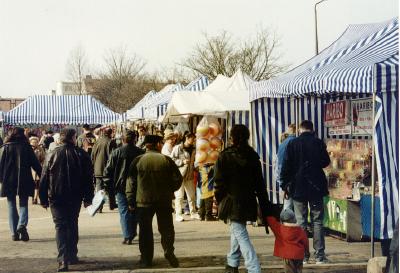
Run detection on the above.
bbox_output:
[4,95,121,125]
[250,18,399,99]
[126,90,156,121]
[184,75,209,91]
[0,111,3,122]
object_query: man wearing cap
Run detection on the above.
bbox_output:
[126,135,182,268]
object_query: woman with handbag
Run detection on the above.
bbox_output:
[214,125,269,273]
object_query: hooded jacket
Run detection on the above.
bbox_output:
[214,145,269,222]
[0,142,42,197]
[39,143,94,206]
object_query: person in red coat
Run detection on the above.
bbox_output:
[266,208,309,273]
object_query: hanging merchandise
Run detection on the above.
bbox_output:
[195,116,223,166]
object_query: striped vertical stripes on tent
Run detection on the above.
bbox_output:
[4,95,121,125]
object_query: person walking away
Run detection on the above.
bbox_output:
[198,164,217,221]
[103,130,144,244]
[0,127,42,242]
[126,135,182,268]
[265,206,309,273]
[77,124,96,155]
[276,124,296,210]
[280,120,330,264]
[91,128,117,212]
[171,132,200,222]
[161,129,177,157]
[39,128,94,272]
[29,136,46,205]
[214,125,269,273]
[42,130,55,150]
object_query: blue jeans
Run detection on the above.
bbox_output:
[227,221,261,273]
[7,195,29,235]
[293,198,325,259]
[116,192,137,239]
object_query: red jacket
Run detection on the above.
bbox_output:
[266,216,309,260]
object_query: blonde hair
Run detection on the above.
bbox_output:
[280,133,289,143]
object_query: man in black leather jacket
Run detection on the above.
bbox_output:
[214,124,269,273]
[103,130,144,245]
[280,120,330,264]
[39,128,94,272]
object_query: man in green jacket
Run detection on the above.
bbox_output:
[126,135,182,268]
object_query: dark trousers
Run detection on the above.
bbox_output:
[283,259,303,273]
[50,203,81,263]
[136,205,175,263]
[199,197,213,220]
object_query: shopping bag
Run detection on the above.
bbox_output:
[86,190,106,217]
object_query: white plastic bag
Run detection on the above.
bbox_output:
[195,116,223,166]
[86,190,106,217]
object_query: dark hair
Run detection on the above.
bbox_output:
[83,124,90,130]
[104,128,113,137]
[184,132,195,140]
[300,120,314,131]
[45,130,53,134]
[123,130,136,144]
[230,124,250,147]
[6,127,28,144]
[59,128,77,144]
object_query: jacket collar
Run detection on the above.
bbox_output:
[300,131,315,137]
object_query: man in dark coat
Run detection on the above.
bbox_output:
[0,127,42,242]
[280,120,331,264]
[126,135,182,268]
[214,124,269,273]
[103,130,144,244]
[91,128,117,212]
[39,128,94,272]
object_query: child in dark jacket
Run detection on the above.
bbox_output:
[266,208,309,273]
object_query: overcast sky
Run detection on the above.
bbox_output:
[0,0,398,98]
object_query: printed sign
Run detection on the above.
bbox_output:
[328,125,352,136]
[351,98,373,136]
[324,196,348,233]
[324,101,350,127]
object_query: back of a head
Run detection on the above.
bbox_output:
[104,128,113,138]
[287,124,297,135]
[123,130,136,145]
[6,127,27,144]
[280,208,297,224]
[83,124,90,131]
[300,120,313,132]
[60,128,77,145]
[230,124,250,148]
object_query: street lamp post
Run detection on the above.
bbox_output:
[315,0,329,55]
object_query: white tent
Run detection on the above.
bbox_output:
[162,70,253,121]
[126,90,156,121]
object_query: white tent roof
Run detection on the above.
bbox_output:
[126,90,156,121]
[162,70,253,121]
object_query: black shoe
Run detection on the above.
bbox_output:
[12,233,20,241]
[17,226,29,242]
[68,256,79,265]
[137,259,152,268]
[225,265,239,273]
[122,237,134,245]
[57,262,68,272]
[205,216,217,221]
[165,253,179,268]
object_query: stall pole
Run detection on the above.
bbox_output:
[296,97,300,136]
[370,77,377,258]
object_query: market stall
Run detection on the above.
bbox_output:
[4,95,122,134]
[249,18,398,244]
[126,90,156,121]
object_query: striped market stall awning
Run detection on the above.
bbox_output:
[250,18,398,239]
[4,95,122,125]
[126,90,156,121]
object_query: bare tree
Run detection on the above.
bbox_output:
[89,46,154,113]
[181,29,287,81]
[66,45,89,94]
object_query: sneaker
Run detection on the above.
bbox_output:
[190,213,201,220]
[315,257,329,264]
[17,226,29,242]
[303,258,309,265]
[175,215,184,222]
[225,265,239,273]
[57,262,68,272]
[137,259,152,268]
[165,253,179,268]
[68,256,79,265]
[11,234,20,241]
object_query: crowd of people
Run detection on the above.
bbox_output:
[0,121,336,273]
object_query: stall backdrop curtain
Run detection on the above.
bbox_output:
[4,95,121,125]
